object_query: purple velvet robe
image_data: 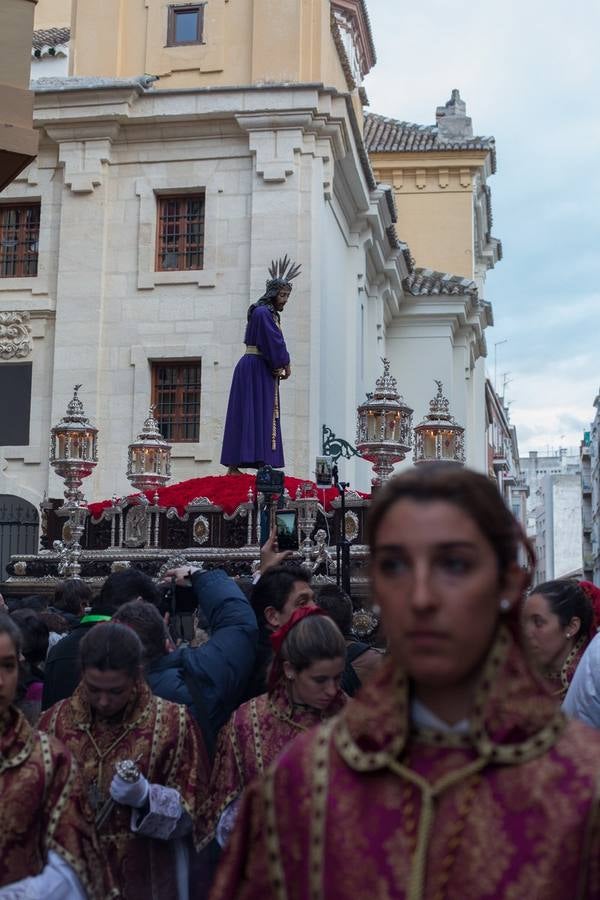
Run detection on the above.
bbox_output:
[221,304,290,468]
[210,626,600,900]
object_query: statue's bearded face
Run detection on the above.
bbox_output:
[274,288,291,311]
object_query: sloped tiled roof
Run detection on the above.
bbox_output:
[32,27,70,56]
[364,112,496,172]
[404,268,478,298]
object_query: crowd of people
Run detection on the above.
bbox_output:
[2,465,600,898]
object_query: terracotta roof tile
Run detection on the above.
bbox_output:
[404,267,478,298]
[364,112,496,172]
[32,27,70,57]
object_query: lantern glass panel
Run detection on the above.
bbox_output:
[441,433,456,459]
[385,415,395,442]
[367,413,377,441]
[424,430,436,457]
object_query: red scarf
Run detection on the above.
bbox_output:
[268,606,327,691]
[580,581,600,637]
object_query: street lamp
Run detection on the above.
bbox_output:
[413,380,465,465]
[126,407,172,494]
[49,385,98,577]
[356,358,413,487]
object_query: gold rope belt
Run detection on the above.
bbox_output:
[245,345,263,356]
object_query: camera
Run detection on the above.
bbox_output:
[256,465,285,496]
[158,577,198,644]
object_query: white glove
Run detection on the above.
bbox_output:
[110,772,149,808]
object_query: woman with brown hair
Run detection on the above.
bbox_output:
[210,464,600,900]
[522,579,599,699]
[0,614,109,899]
[208,607,346,847]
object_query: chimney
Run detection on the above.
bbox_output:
[436,89,473,141]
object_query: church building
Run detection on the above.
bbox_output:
[0,0,501,540]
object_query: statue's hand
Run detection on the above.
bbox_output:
[280,364,291,380]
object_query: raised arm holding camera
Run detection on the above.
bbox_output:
[113,566,258,759]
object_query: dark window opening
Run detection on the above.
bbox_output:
[0,204,40,278]
[151,360,201,443]
[167,4,204,46]
[156,193,205,271]
[0,363,32,445]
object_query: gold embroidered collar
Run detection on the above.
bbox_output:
[334,626,566,772]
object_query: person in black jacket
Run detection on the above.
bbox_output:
[113,567,258,758]
[41,569,161,710]
[316,584,383,696]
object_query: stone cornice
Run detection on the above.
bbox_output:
[331,0,376,74]
[390,290,490,364]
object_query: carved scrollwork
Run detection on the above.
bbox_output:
[0,311,32,360]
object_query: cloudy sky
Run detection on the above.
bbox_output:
[364,0,600,454]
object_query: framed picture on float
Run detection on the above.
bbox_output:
[315,455,334,488]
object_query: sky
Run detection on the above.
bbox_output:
[363,0,600,455]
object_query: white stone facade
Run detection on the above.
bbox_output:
[0,78,406,505]
[520,449,583,583]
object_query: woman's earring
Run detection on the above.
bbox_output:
[499,598,511,613]
[565,632,571,638]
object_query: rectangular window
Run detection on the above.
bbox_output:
[0,363,32,445]
[156,194,205,271]
[0,204,40,278]
[167,4,204,46]
[151,361,201,442]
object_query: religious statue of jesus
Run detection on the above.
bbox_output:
[221,256,301,474]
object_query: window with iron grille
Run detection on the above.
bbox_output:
[156,194,205,272]
[167,4,204,47]
[151,361,201,442]
[0,204,40,278]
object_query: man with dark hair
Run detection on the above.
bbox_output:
[246,562,315,698]
[41,571,150,710]
[99,569,162,608]
[316,584,383,696]
[114,566,258,758]
[52,579,93,625]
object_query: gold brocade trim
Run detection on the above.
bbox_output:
[169,703,186,788]
[545,635,587,697]
[386,757,487,900]
[334,665,407,773]
[263,765,288,900]
[266,691,320,734]
[334,626,567,772]
[0,717,34,775]
[148,696,165,780]
[46,741,75,842]
[250,698,265,776]
[46,701,61,737]
[245,346,263,356]
[230,713,245,782]
[576,768,600,900]
[45,745,112,900]
[309,718,336,900]
[39,730,53,806]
